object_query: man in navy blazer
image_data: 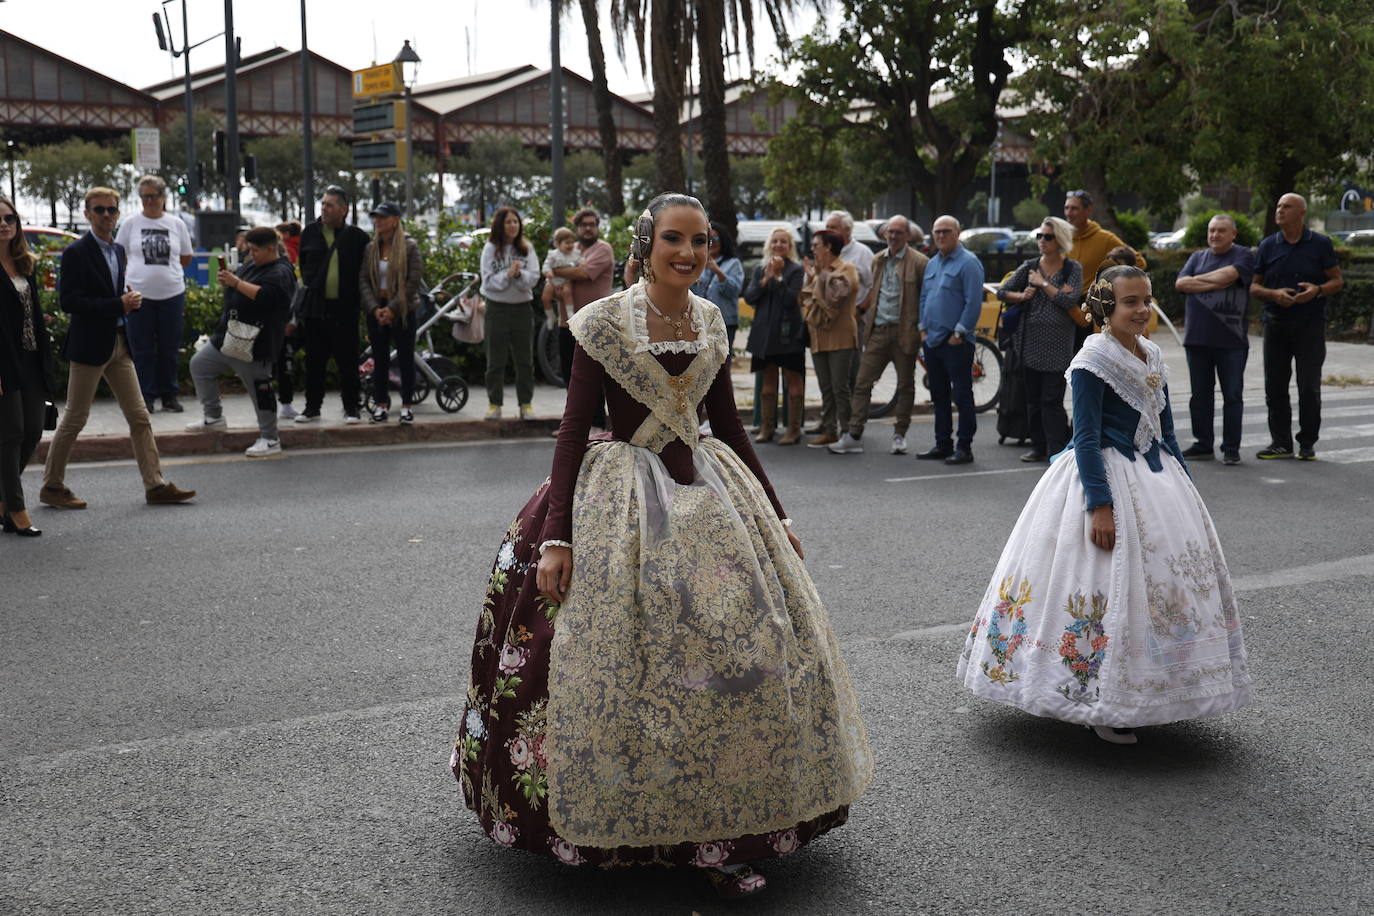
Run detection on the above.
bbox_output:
[40,186,194,509]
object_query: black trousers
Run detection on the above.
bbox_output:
[1023,367,1069,456]
[1263,319,1325,449]
[303,311,361,415]
[367,313,417,407]
[0,383,45,513]
[275,334,298,404]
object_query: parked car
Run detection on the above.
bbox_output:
[1150,228,1186,250]
[805,219,885,253]
[1345,229,1374,247]
[23,226,80,252]
[959,226,1016,253]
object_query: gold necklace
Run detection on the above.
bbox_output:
[644,292,693,340]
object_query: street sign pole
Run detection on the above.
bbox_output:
[301,0,314,221]
[224,0,240,214]
[549,4,565,228]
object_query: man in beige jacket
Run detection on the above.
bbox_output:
[828,216,929,455]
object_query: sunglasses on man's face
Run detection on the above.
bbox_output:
[89,206,119,216]
[0,213,19,225]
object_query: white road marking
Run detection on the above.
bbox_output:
[886,466,1043,483]
[890,553,1374,641]
[1311,445,1374,464]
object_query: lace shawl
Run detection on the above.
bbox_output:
[568,282,728,452]
[1067,331,1169,454]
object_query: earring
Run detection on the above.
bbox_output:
[641,259,655,283]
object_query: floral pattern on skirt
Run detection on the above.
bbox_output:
[957,448,1254,727]
[452,455,861,868]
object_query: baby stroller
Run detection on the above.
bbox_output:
[358,273,475,414]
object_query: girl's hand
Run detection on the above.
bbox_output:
[786,527,804,559]
[1090,504,1115,551]
[1028,268,1047,288]
[537,545,573,604]
[507,262,523,279]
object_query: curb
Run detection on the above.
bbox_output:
[36,416,564,464]
[36,402,932,464]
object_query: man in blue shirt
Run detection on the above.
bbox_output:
[917,215,984,464]
[1250,193,1343,460]
[1175,213,1253,465]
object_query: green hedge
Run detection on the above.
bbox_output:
[1145,248,1374,341]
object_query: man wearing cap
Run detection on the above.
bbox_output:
[295,186,370,424]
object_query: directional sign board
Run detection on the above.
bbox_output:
[352,139,408,172]
[352,100,406,135]
[352,63,403,100]
[131,127,161,171]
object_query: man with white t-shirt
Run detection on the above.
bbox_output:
[116,175,194,412]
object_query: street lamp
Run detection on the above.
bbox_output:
[152,0,223,212]
[394,40,421,217]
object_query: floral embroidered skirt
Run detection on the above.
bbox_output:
[957,448,1254,727]
[452,438,872,868]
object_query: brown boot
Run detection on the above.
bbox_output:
[777,394,802,445]
[753,398,776,443]
[39,485,87,510]
[146,482,196,505]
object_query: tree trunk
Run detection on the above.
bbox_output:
[695,0,732,241]
[1263,155,1303,237]
[580,0,624,215]
[650,0,687,193]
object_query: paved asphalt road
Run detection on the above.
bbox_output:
[4,389,1373,915]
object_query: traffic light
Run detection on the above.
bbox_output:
[242,154,258,184]
[213,130,225,174]
[177,179,188,196]
[196,162,206,189]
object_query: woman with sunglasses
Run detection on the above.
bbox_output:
[995,217,1083,462]
[0,196,54,536]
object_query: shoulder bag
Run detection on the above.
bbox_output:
[221,309,261,362]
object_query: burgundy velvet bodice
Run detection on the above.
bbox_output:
[539,345,786,546]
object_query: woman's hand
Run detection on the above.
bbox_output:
[537,545,573,604]
[786,527,804,559]
[376,306,395,326]
[1027,268,1048,290]
[507,261,523,279]
[1003,288,1032,304]
[1090,504,1115,551]
[216,269,238,289]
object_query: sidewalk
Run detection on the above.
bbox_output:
[34,335,1373,463]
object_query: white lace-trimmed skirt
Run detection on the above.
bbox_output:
[957,448,1254,727]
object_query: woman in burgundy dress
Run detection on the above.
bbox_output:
[451,194,871,898]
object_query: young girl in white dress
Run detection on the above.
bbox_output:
[957,266,1253,744]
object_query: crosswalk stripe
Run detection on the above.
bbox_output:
[1315,445,1374,464]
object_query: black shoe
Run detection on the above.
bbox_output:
[161,396,184,413]
[13,523,41,537]
[144,396,157,413]
[1256,444,1294,460]
[1181,444,1214,460]
[0,513,13,533]
[1298,446,1316,461]
[1019,451,1048,463]
[945,450,974,465]
[1222,451,1241,466]
[916,446,954,460]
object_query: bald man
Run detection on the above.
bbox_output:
[917,215,984,464]
[1251,193,1343,460]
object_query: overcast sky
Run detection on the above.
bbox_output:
[1,0,821,99]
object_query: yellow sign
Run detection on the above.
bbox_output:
[352,63,402,99]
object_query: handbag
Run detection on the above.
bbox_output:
[44,401,58,431]
[221,310,262,362]
[451,295,486,344]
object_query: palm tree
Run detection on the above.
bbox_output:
[613,0,692,193]
[696,1,806,240]
[578,0,626,214]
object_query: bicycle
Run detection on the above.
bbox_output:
[868,333,1003,418]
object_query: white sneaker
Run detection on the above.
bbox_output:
[342,411,362,425]
[1091,725,1138,745]
[278,402,298,420]
[186,416,227,431]
[891,433,908,455]
[828,432,864,454]
[294,411,319,424]
[245,437,282,458]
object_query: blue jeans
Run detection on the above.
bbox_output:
[924,338,977,451]
[124,292,186,400]
[1186,345,1248,453]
